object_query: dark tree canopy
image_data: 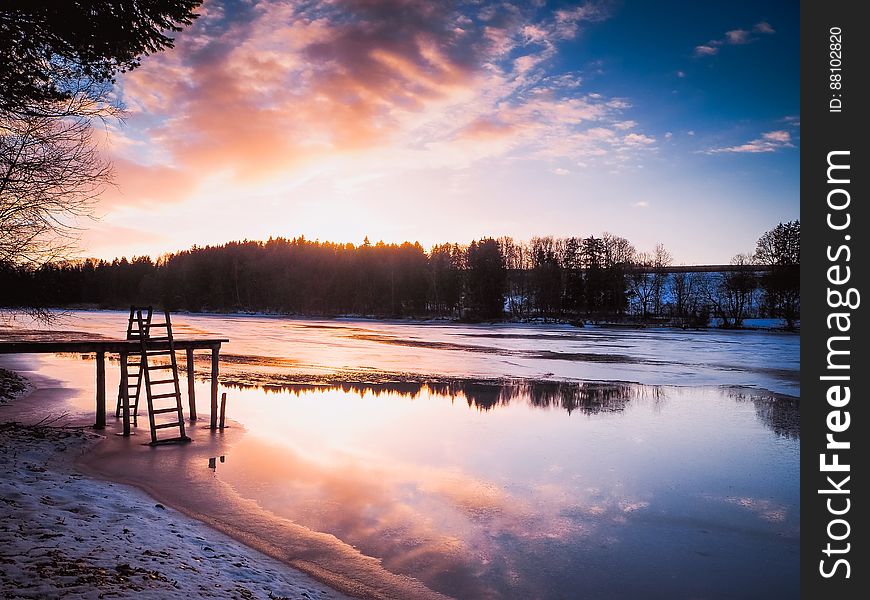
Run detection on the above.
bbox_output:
[0,230,797,327]
[0,0,201,113]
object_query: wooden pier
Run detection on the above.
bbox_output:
[0,338,228,434]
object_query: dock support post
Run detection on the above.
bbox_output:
[219,392,227,430]
[95,351,106,429]
[186,348,197,420]
[210,345,219,429]
[120,352,131,436]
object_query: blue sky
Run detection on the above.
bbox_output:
[88,0,799,264]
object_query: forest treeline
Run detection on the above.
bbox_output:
[0,222,800,328]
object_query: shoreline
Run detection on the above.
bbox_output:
[0,366,356,600]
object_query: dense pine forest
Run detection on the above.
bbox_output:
[0,222,800,328]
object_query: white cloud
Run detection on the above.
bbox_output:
[705,130,794,154]
[754,21,775,34]
[614,120,637,130]
[632,201,649,208]
[623,133,656,146]
[549,167,570,175]
[694,44,719,57]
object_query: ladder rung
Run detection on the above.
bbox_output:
[147,365,174,370]
[148,323,170,328]
[127,384,139,389]
[154,422,181,429]
[150,379,176,385]
[146,336,170,342]
[145,350,174,356]
[151,407,179,415]
[151,392,179,400]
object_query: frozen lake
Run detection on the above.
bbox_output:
[2,311,799,599]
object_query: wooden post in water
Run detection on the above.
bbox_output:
[120,352,130,436]
[210,346,219,429]
[219,392,227,430]
[95,351,106,429]
[186,348,197,420]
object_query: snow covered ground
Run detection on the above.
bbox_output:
[0,380,350,600]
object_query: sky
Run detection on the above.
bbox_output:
[83,0,799,264]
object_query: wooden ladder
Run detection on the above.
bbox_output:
[135,308,190,445]
[115,306,150,428]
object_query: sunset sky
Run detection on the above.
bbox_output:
[84,0,799,264]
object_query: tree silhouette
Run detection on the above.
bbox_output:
[754,220,800,329]
[465,238,506,320]
[1,1,200,114]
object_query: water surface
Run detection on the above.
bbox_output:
[1,311,799,599]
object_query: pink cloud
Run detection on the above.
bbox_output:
[107,0,651,211]
[101,158,199,207]
[457,117,517,140]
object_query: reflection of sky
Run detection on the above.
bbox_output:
[4,311,799,599]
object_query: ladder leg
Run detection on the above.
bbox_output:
[121,353,131,437]
[167,311,188,441]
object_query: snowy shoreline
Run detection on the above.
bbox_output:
[0,371,352,600]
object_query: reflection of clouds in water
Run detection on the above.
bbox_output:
[705,495,790,524]
[228,433,654,598]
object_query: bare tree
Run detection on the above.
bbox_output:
[1,83,115,266]
[602,232,635,267]
[670,270,706,327]
[628,252,655,320]
[651,243,672,316]
[703,254,758,328]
